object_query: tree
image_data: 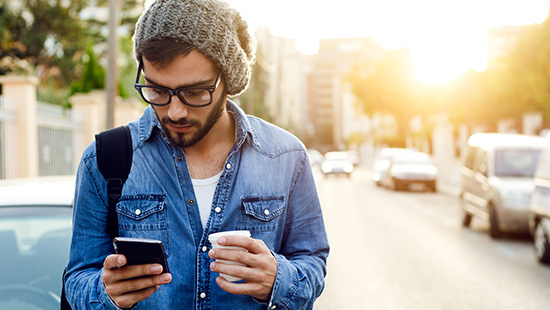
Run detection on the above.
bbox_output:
[0,0,142,105]
[1,1,90,85]
[347,48,421,146]
[497,20,550,127]
[70,44,105,94]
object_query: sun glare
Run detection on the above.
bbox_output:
[223,0,549,84]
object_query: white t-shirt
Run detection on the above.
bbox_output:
[191,170,223,228]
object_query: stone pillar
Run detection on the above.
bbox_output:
[115,97,145,128]
[70,90,107,164]
[0,75,39,178]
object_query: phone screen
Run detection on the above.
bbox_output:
[113,237,169,273]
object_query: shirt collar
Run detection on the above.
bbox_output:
[226,100,260,150]
[138,99,260,149]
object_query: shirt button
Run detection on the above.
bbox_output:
[200,292,206,299]
[271,305,277,309]
[177,156,183,161]
[135,209,141,216]
[188,198,195,205]
[214,206,222,213]
[264,209,270,216]
[201,246,208,252]
[225,163,231,170]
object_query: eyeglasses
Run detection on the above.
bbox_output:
[134,60,222,107]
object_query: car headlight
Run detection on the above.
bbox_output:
[344,163,354,173]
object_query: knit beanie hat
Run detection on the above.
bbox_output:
[132,0,256,96]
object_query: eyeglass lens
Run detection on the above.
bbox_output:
[141,87,211,106]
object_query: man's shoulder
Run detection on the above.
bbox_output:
[80,118,142,165]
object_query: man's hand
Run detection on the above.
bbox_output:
[208,236,277,301]
[102,254,172,308]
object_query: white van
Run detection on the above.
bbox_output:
[529,134,550,264]
[460,133,546,238]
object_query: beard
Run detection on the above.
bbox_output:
[159,95,226,148]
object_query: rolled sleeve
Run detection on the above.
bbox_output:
[265,252,325,310]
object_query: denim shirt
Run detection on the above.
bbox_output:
[65,101,330,310]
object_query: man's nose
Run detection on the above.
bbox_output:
[167,95,189,120]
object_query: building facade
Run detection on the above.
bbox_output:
[307,37,385,150]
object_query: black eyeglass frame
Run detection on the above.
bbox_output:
[134,60,222,108]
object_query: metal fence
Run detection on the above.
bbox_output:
[36,102,81,176]
[0,96,82,179]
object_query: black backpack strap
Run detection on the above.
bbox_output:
[61,126,132,310]
[95,125,133,238]
[60,268,71,309]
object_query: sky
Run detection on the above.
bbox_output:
[221,0,550,84]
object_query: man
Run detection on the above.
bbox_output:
[64,0,330,309]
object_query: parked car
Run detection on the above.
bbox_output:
[321,151,354,177]
[372,147,411,186]
[307,148,324,167]
[460,133,546,238]
[529,135,550,264]
[383,151,438,192]
[0,176,75,310]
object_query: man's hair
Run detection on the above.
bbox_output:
[141,38,195,70]
[132,0,256,96]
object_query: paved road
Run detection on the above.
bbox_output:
[312,167,550,310]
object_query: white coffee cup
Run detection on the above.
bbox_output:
[208,230,251,282]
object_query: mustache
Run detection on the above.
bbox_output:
[161,116,200,127]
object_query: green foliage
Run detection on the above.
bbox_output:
[118,35,140,99]
[1,0,143,105]
[70,45,105,94]
[496,20,550,125]
[348,19,550,139]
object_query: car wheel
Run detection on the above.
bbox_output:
[429,181,437,192]
[460,195,472,227]
[489,204,501,239]
[462,211,472,227]
[534,221,550,264]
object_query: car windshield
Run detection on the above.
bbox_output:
[494,149,541,177]
[0,206,72,310]
[324,152,350,161]
[394,153,432,165]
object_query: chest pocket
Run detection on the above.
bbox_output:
[116,194,170,256]
[238,195,285,232]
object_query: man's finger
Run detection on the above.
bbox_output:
[106,273,172,297]
[104,254,127,269]
[217,236,265,254]
[107,263,167,283]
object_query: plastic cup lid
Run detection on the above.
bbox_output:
[208,230,251,241]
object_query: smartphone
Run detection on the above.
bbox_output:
[113,237,169,273]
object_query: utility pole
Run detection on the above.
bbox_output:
[106,0,121,129]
